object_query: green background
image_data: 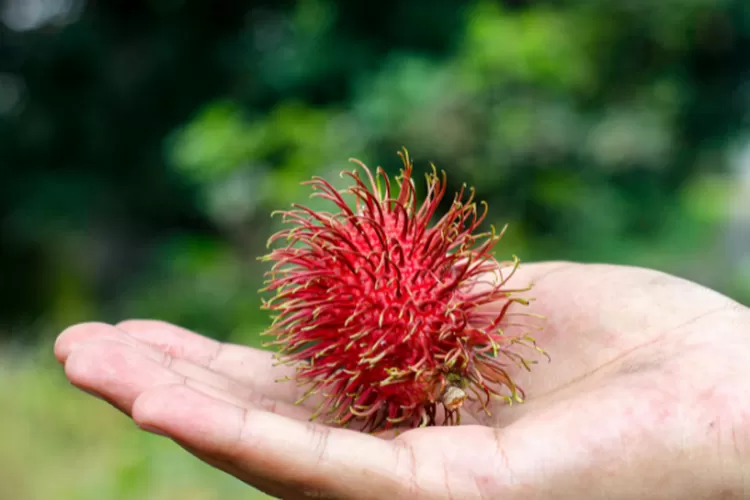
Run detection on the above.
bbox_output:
[1,0,749,498]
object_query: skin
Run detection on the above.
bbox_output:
[54,262,750,499]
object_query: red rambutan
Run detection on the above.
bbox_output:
[261,149,546,432]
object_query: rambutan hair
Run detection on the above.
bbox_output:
[261,149,545,432]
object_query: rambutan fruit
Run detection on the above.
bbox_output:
[261,149,546,432]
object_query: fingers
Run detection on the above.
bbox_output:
[56,321,303,403]
[110,320,486,426]
[115,320,305,404]
[55,322,474,429]
[132,384,418,500]
[61,329,311,421]
[64,339,184,413]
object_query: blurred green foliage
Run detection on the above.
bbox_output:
[0,346,268,499]
[1,0,750,498]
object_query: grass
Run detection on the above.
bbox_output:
[0,342,272,500]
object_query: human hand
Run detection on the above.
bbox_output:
[55,262,750,499]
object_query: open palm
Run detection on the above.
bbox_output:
[55,262,750,499]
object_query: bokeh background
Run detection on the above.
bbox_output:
[2,0,749,498]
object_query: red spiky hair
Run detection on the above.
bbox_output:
[261,149,545,432]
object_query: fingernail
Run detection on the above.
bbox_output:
[138,424,168,437]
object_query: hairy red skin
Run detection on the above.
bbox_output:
[261,150,545,432]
